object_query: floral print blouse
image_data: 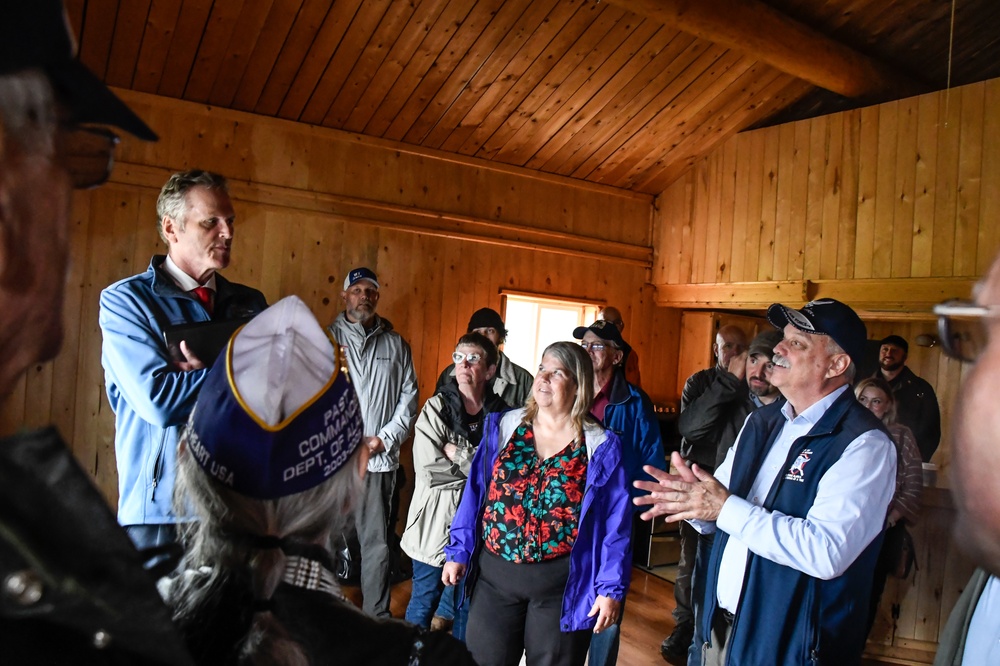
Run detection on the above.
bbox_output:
[481,423,588,562]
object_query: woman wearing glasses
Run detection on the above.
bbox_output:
[401,332,510,639]
[442,341,631,666]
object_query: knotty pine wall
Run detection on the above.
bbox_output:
[0,89,680,509]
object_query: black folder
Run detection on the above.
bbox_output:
[162,317,254,367]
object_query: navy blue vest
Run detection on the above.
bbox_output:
[699,389,889,665]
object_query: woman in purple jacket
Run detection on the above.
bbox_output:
[442,341,632,666]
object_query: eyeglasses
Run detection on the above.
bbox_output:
[579,341,608,352]
[452,351,483,365]
[933,299,999,363]
[56,125,120,190]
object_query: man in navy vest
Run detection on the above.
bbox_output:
[635,299,896,665]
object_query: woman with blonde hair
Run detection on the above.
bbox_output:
[855,376,923,633]
[442,340,632,666]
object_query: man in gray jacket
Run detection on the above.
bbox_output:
[329,267,419,617]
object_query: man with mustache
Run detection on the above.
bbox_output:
[329,267,418,617]
[637,299,896,665]
[100,170,267,555]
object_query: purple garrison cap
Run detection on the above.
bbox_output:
[184,296,363,500]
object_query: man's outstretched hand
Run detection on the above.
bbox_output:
[633,451,731,523]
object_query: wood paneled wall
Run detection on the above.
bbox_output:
[653,77,1000,311]
[0,90,680,508]
[651,79,1000,480]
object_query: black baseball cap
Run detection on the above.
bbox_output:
[0,1,157,141]
[766,298,867,367]
[573,320,632,356]
[879,335,909,354]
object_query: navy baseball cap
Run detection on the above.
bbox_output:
[183,296,363,500]
[766,298,867,367]
[343,267,380,290]
[0,0,157,141]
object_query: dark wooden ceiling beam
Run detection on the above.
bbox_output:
[601,0,926,99]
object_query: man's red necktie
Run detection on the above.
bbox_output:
[191,286,214,315]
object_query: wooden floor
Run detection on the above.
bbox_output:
[343,567,919,665]
[343,566,679,666]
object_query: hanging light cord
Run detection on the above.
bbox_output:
[944,0,957,124]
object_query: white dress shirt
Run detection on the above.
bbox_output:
[693,384,897,614]
[162,254,217,292]
[963,575,1000,664]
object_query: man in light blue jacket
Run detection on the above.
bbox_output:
[100,170,266,555]
[329,267,418,617]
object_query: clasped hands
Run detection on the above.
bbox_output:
[633,451,731,523]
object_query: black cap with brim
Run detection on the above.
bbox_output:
[766,298,867,367]
[573,319,632,356]
[0,0,157,141]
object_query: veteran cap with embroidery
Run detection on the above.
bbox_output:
[184,295,363,499]
[766,298,867,367]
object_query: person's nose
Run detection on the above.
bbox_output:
[218,220,234,240]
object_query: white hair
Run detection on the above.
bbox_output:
[166,437,366,666]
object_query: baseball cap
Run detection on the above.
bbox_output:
[573,319,632,355]
[0,0,157,141]
[183,296,363,500]
[343,267,380,291]
[879,334,909,354]
[766,298,867,366]
[748,329,783,359]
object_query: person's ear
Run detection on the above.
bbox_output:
[828,353,850,378]
[485,363,497,382]
[161,215,180,244]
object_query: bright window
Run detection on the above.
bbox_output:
[501,294,600,373]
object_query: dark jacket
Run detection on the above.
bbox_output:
[0,428,193,665]
[169,556,476,665]
[879,366,941,461]
[698,391,889,666]
[601,369,667,501]
[678,366,754,470]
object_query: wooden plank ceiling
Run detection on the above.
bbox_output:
[64,0,1000,195]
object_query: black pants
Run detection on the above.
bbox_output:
[467,551,591,666]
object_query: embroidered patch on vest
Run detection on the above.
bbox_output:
[784,449,813,482]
